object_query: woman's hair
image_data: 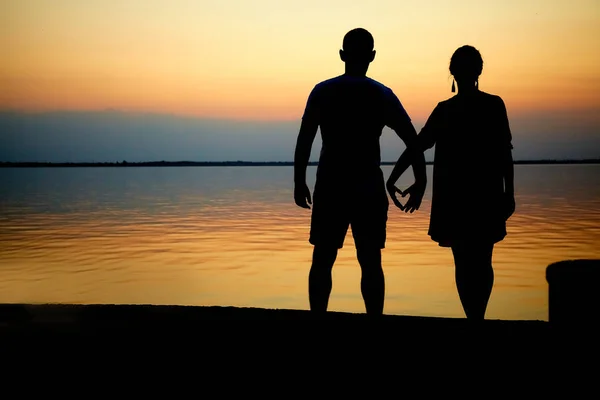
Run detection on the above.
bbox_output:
[449,45,483,80]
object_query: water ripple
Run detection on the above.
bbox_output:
[0,165,599,320]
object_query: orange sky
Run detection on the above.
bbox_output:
[2,0,600,121]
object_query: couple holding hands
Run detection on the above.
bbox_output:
[293,28,515,320]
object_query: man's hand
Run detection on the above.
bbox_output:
[400,180,426,213]
[294,182,312,209]
[386,181,405,211]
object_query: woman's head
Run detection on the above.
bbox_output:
[449,45,483,83]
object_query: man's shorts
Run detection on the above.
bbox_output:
[308,180,389,249]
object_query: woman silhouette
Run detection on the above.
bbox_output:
[386,45,515,320]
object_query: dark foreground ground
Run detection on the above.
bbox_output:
[0,303,596,393]
[0,302,551,340]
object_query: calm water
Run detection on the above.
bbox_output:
[1,164,599,321]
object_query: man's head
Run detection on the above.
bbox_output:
[340,28,375,65]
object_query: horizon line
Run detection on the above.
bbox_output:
[1,159,599,167]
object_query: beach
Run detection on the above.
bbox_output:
[1,302,596,397]
[0,303,553,352]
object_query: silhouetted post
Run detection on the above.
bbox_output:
[546,259,600,326]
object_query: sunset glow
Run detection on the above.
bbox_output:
[3,0,599,121]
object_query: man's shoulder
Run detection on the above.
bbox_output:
[312,75,394,93]
[312,75,344,91]
[364,77,393,93]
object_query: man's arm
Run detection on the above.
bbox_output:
[386,102,443,212]
[383,91,428,212]
[387,120,426,188]
[293,118,318,209]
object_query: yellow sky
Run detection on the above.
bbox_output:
[2,0,599,121]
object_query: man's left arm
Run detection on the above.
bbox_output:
[386,93,427,212]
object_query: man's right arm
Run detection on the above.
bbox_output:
[294,118,318,186]
[294,88,319,209]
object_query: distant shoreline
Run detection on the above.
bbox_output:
[1,159,599,167]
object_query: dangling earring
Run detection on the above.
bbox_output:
[475,80,478,89]
[451,79,455,93]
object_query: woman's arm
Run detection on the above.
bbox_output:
[386,104,441,212]
[502,147,515,220]
[503,150,514,197]
[498,97,515,219]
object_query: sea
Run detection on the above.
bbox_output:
[1,164,599,321]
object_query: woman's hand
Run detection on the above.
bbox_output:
[387,179,427,213]
[400,181,426,213]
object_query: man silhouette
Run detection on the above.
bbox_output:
[293,28,427,315]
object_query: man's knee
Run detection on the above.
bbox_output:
[356,246,382,270]
[312,245,338,268]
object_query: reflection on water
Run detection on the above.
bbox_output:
[1,165,599,321]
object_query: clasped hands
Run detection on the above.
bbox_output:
[386,180,426,213]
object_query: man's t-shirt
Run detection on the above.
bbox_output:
[302,75,411,183]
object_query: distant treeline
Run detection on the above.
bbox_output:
[1,159,599,167]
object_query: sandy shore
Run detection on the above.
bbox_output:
[1,303,595,390]
[0,303,553,348]
[2,265,596,389]
[0,302,549,330]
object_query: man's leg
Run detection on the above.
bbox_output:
[309,245,338,313]
[352,182,388,316]
[356,246,384,315]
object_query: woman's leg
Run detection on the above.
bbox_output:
[451,242,495,320]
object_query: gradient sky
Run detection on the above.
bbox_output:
[1,0,599,162]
